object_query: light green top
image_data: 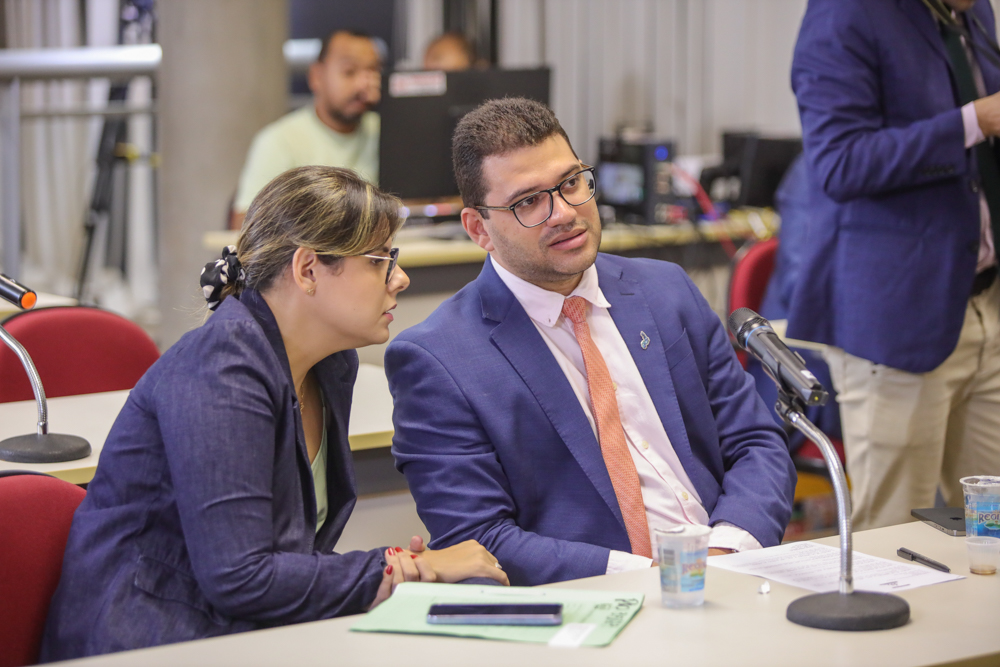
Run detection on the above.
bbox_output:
[234,105,380,211]
[311,407,328,534]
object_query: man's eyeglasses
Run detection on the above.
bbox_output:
[475,167,597,228]
[359,247,400,284]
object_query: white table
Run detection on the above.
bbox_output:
[0,363,395,484]
[49,522,1000,667]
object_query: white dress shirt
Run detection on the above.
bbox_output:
[491,259,762,574]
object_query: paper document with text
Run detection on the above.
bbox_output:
[709,542,963,593]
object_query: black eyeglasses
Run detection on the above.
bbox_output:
[475,167,597,228]
[359,247,400,284]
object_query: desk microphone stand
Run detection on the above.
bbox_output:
[776,390,909,631]
[0,292,91,463]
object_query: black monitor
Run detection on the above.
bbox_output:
[738,136,802,208]
[698,131,754,201]
[597,137,676,225]
[699,132,801,207]
[723,131,755,165]
[378,68,551,200]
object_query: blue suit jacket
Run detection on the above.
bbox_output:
[41,289,384,661]
[788,0,1000,373]
[386,255,794,586]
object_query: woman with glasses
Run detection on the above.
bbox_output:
[41,166,507,661]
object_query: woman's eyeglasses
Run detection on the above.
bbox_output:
[359,247,400,284]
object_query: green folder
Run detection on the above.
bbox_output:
[351,582,644,647]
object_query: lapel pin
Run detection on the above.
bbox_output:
[640,331,650,350]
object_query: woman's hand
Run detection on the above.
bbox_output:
[367,547,424,611]
[404,536,509,586]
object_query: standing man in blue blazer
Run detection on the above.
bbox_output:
[790,0,1000,530]
[385,98,794,586]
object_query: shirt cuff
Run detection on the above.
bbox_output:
[709,522,763,552]
[963,101,986,148]
[606,549,654,574]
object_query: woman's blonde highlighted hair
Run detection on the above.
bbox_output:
[218,166,403,304]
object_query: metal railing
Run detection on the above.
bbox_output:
[0,40,320,279]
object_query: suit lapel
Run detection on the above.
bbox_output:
[315,353,358,548]
[240,288,322,527]
[478,258,625,528]
[598,259,701,489]
[898,0,950,65]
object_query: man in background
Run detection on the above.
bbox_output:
[423,32,474,71]
[231,30,381,228]
[790,0,1000,529]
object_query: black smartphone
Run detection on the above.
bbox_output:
[426,603,563,626]
[911,507,966,536]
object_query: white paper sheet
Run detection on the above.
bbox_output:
[708,542,963,593]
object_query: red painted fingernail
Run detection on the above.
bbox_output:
[394,547,403,553]
[386,565,393,575]
[411,554,417,559]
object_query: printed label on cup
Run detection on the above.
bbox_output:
[967,502,1000,537]
[660,549,706,593]
[962,476,1000,538]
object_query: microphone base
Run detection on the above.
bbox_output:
[787,591,910,631]
[0,433,91,464]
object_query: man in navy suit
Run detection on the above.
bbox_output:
[790,0,1000,530]
[385,98,794,586]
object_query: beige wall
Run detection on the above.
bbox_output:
[157,1,288,348]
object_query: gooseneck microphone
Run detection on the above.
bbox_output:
[0,277,90,464]
[727,307,829,407]
[0,274,37,310]
[727,306,909,632]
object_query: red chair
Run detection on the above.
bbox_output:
[728,237,779,368]
[726,237,845,475]
[0,472,86,667]
[0,307,160,403]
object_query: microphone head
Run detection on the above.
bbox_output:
[727,307,770,349]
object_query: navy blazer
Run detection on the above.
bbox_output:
[788,0,1000,372]
[386,255,794,586]
[41,289,385,661]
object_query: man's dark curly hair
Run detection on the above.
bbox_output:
[451,97,576,213]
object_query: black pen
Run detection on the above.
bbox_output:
[897,547,950,573]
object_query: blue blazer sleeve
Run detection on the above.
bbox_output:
[675,269,794,545]
[152,318,383,622]
[792,0,966,202]
[386,339,612,586]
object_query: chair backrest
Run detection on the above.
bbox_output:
[0,473,85,667]
[728,237,779,368]
[0,306,160,403]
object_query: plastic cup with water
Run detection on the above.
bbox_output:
[961,476,1000,538]
[656,525,711,608]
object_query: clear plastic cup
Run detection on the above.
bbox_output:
[656,525,711,608]
[965,536,1000,575]
[960,476,1000,538]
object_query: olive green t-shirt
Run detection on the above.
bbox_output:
[234,105,379,211]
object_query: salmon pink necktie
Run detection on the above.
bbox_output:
[562,296,652,558]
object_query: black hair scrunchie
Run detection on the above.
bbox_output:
[200,245,246,311]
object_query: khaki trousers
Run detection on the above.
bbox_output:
[823,278,1000,530]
